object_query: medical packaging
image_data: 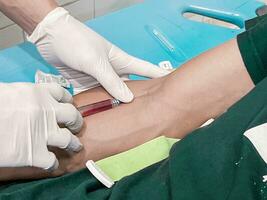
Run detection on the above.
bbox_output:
[35,70,71,88]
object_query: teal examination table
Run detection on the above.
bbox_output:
[0,0,264,85]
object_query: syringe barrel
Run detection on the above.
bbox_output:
[78,99,121,117]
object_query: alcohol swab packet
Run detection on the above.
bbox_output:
[35,70,71,89]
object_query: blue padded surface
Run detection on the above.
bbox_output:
[86,0,264,80]
[0,43,58,82]
[0,0,264,86]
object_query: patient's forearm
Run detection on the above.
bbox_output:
[63,39,255,173]
[155,39,254,137]
[162,39,254,118]
[85,38,254,142]
[0,0,58,34]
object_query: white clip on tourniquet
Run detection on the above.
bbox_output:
[86,160,115,188]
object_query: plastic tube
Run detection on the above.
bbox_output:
[78,99,121,117]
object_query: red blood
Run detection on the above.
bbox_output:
[78,99,113,117]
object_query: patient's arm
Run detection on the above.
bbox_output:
[61,39,255,173]
[0,39,255,181]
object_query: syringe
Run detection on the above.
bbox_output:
[78,99,121,117]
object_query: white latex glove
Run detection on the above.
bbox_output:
[0,83,83,171]
[28,7,170,102]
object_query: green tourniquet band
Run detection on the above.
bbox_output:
[237,14,267,84]
[96,136,179,181]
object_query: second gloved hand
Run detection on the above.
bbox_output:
[28,7,169,102]
[0,83,83,171]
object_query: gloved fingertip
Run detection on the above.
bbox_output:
[149,66,172,78]
[69,111,84,134]
[67,135,83,152]
[117,87,134,103]
[160,68,173,76]
[46,159,59,172]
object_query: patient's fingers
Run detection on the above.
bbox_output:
[55,103,83,133]
[48,128,83,152]
[41,83,73,103]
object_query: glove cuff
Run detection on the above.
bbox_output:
[27,7,69,44]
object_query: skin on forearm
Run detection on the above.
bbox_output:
[156,39,255,138]
[0,0,58,34]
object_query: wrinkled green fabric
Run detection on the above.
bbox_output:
[237,14,267,84]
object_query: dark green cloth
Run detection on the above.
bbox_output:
[1,66,267,199]
[237,14,267,84]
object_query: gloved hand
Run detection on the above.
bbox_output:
[0,83,83,171]
[28,7,169,102]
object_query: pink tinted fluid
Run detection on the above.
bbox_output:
[78,99,121,117]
